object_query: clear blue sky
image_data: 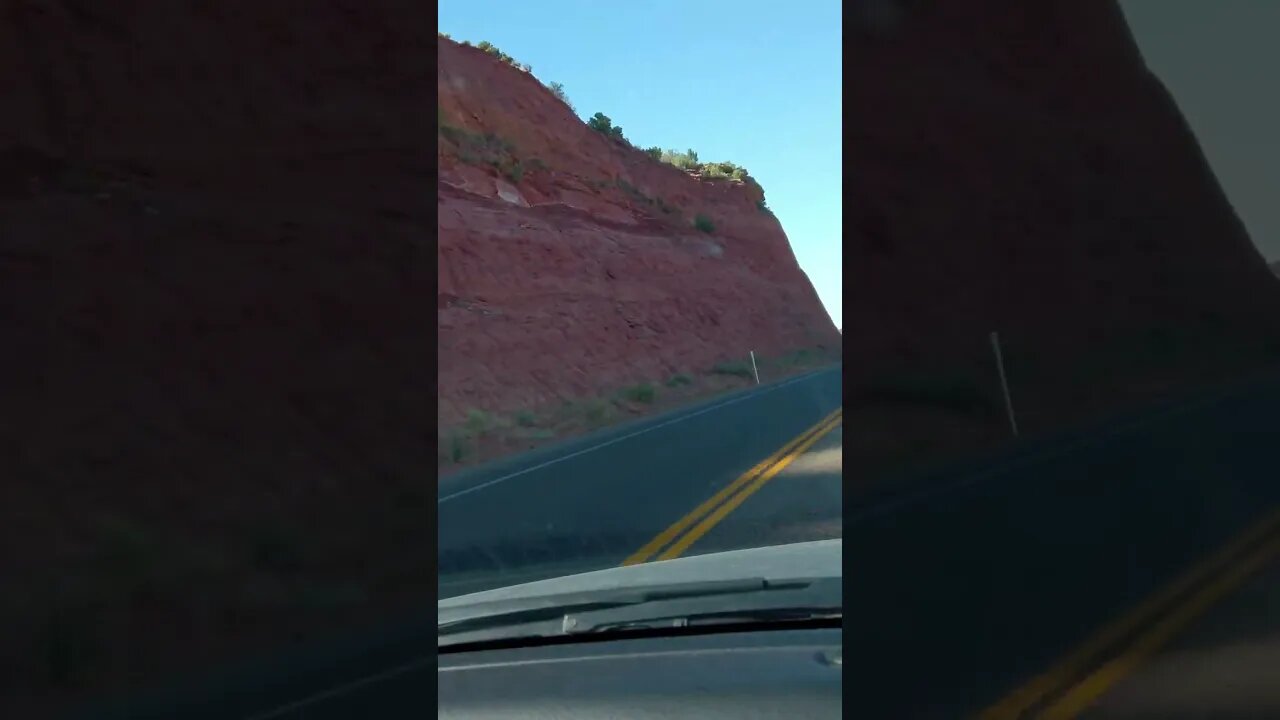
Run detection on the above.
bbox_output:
[438,1,843,329]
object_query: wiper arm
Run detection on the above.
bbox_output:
[579,605,842,635]
[438,577,799,636]
[438,576,840,646]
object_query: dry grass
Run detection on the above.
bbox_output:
[437,347,839,474]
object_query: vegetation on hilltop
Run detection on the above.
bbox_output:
[439,33,529,72]
[438,34,776,214]
[545,81,575,113]
[438,121,527,185]
[586,113,626,142]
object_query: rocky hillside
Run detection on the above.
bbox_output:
[0,2,428,715]
[437,38,840,428]
[850,0,1280,432]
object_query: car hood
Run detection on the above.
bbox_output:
[438,538,842,610]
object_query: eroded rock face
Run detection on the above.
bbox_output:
[850,0,1280,384]
[436,38,840,424]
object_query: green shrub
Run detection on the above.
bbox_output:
[661,148,700,170]
[644,146,663,161]
[621,383,657,403]
[587,112,626,142]
[474,40,519,67]
[449,435,467,463]
[711,361,754,378]
[693,213,715,234]
[582,398,611,425]
[486,132,516,153]
[545,81,575,113]
[442,126,521,174]
[652,149,751,183]
[586,113,610,132]
[506,161,524,183]
[786,349,814,365]
[702,162,734,178]
[665,373,693,387]
[615,178,651,203]
[514,410,536,427]
[465,409,491,435]
[757,198,772,214]
[438,124,464,143]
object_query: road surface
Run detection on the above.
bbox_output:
[1078,551,1280,720]
[438,364,844,598]
[849,365,1280,718]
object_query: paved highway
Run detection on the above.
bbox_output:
[1079,551,1280,719]
[438,364,844,598]
[849,366,1280,718]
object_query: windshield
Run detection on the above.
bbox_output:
[436,0,844,608]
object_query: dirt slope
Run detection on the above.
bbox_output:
[850,0,1280,434]
[436,38,840,429]
[0,2,429,715]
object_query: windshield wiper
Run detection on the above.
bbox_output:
[578,605,842,634]
[438,576,840,645]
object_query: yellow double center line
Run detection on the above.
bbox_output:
[622,407,843,566]
[980,505,1280,719]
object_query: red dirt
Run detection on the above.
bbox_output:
[0,2,429,716]
[849,0,1280,424]
[436,38,841,427]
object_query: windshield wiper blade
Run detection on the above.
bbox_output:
[578,605,842,635]
[438,577,800,636]
[438,577,841,647]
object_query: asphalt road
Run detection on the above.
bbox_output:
[848,366,1280,718]
[1079,553,1280,720]
[438,364,845,599]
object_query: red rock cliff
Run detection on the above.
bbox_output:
[437,38,840,425]
[851,0,1280,391]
